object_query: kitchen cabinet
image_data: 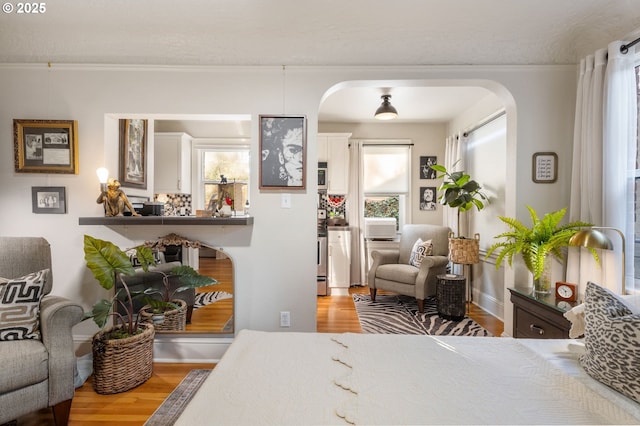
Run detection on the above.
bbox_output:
[154,132,192,194]
[328,227,351,296]
[318,133,351,194]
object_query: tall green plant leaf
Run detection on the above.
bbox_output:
[83,235,135,290]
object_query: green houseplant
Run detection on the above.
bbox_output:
[83,234,217,393]
[431,162,488,265]
[486,206,597,293]
[139,264,217,331]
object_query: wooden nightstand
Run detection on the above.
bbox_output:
[508,287,577,339]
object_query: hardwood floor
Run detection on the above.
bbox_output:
[15,285,503,425]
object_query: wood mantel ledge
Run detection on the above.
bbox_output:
[78,216,254,226]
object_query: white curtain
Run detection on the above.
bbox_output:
[443,133,467,236]
[568,40,637,295]
[347,141,365,286]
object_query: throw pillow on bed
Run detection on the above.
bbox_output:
[409,238,433,268]
[580,281,640,404]
[0,269,49,341]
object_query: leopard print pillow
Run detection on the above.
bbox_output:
[580,281,640,404]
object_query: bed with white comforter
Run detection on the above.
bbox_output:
[175,330,640,425]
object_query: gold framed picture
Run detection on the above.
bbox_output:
[13,119,79,174]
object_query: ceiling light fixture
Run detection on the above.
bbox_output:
[374,95,398,120]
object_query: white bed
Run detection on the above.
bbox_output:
[176,330,640,425]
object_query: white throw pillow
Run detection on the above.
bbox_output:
[409,238,433,268]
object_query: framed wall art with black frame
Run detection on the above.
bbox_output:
[13,119,79,174]
[419,156,437,179]
[532,152,558,183]
[119,118,148,189]
[259,115,307,190]
[32,186,67,214]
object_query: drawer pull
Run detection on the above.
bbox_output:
[530,324,544,335]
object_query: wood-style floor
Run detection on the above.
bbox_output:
[15,284,503,425]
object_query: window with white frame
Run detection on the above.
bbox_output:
[362,144,411,230]
[194,145,250,211]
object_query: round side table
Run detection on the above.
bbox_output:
[436,274,466,321]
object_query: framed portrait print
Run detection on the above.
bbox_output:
[259,115,307,190]
[32,186,66,214]
[13,119,79,174]
[532,152,557,183]
[420,156,437,179]
[419,186,437,211]
[119,119,148,189]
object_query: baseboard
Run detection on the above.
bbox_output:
[472,289,504,322]
[74,334,233,363]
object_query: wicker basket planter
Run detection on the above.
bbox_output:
[448,232,480,265]
[140,299,187,332]
[92,322,155,395]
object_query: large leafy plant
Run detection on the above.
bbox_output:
[431,162,488,235]
[83,235,216,338]
[486,206,597,279]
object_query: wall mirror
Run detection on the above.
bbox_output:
[142,234,234,335]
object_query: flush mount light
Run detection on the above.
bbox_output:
[374,94,398,120]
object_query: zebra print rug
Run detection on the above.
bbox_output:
[193,291,233,309]
[353,293,492,336]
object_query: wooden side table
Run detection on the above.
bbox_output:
[436,274,466,321]
[508,287,577,339]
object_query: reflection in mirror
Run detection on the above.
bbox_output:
[143,233,233,335]
[187,245,233,334]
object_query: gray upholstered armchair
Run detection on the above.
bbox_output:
[0,237,83,426]
[368,224,450,313]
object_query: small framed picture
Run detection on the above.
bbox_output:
[32,186,66,214]
[259,115,307,190]
[419,186,437,211]
[420,156,437,179]
[13,119,79,174]
[532,152,558,183]
[119,119,148,189]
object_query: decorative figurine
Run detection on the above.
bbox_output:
[96,178,140,217]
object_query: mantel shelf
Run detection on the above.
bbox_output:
[79,216,254,226]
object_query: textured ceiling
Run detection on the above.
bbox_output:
[1,0,638,124]
[1,0,637,67]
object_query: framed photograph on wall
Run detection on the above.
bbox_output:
[32,186,67,214]
[13,119,79,174]
[259,115,307,190]
[420,156,437,179]
[119,119,148,189]
[419,186,437,211]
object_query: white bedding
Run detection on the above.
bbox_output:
[176,330,640,425]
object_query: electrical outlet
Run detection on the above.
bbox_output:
[280,311,291,327]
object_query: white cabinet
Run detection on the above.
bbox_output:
[154,132,192,194]
[328,228,351,296]
[318,133,351,194]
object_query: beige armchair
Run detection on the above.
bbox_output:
[0,237,83,426]
[368,224,450,313]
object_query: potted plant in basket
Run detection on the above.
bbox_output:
[139,264,218,332]
[83,234,217,393]
[485,206,598,293]
[83,234,155,394]
[431,162,488,265]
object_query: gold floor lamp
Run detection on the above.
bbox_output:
[568,227,626,295]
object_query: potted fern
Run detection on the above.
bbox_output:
[431,162,488,264]
[486,206,597,293]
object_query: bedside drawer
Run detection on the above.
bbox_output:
[514,308,568,339]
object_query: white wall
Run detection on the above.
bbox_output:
[0,63,577,353]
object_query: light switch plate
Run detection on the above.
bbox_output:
[281,193,291,208]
